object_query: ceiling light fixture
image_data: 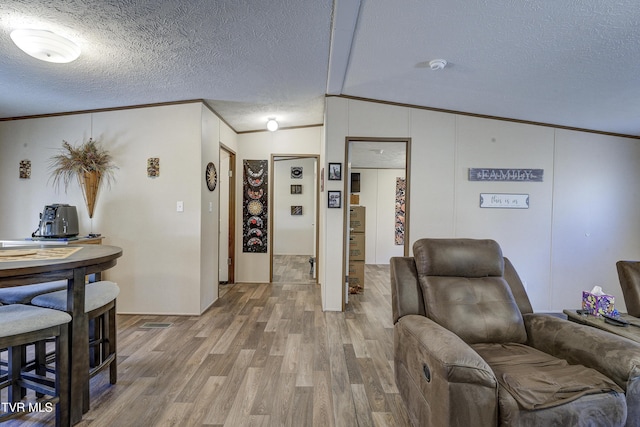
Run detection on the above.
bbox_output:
[429,59,447,71]
[266,118,279,132]
[10,29,81,63]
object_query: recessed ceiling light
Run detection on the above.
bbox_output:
[429,59,447,71]
[10,29,81,63]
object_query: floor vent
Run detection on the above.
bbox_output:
[140,322,173,329]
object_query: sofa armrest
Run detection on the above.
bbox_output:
[524,313,640,390]
[396,314,497,386]
[395,315,498,427]
[390,257,425,324]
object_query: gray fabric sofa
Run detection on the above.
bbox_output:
[391,238,640,427]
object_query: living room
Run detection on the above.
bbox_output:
[2,1,640,426]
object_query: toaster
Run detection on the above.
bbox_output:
[33,204,79,238]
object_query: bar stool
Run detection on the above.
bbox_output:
[0,281,67,305]
[0,304,71,427]
[31,281,119,411]
[0,281,68,385]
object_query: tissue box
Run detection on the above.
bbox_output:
[581,291,615,316]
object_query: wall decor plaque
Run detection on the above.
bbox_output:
[469,168,543,182]
[480,193,529,209]
[147,158,159,177]
[19,159,31,179]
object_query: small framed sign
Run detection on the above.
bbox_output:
[480,193,529,209]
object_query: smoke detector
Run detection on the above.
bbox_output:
[429,59,447,71]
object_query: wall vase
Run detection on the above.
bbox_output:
[80,170,102,219]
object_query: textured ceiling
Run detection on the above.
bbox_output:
[0,0,332,132]
[342,0,640,137]
[1,0,640,136]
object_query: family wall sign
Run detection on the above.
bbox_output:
[468,168,543,182]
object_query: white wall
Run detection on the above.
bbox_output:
[0,102,236,315]
[200,106,220,313]
[274,157,316,255]
[351,168,405,264]
[323,97,640,312]
[236,127,322,283]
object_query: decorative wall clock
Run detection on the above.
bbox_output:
[205,161,217,191]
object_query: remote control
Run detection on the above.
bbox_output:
[602,314,630,327]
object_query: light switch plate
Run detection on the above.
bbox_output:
[177,201,184,212]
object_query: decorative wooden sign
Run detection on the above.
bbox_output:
[480,193,529,209]
[469,168,543,182]
[19,160,31,179]
[147,158,159,177]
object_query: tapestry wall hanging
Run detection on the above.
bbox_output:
[395,177,406,245]
[243,159,268,253]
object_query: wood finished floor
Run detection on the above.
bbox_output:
[271,255,316,285]
[5,264,411,426]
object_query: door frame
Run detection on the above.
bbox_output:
[220,144,236,284]
[342,137,411,308]
[269,154,320,283]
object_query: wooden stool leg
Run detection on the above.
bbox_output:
[8,345,23,402]
[34,341,47,398]
[89,318,98,369]
[108,305,117,384]
[56,325,70,427]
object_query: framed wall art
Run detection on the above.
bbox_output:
[291,166,303,179]
[291,206,303,215]
[291,184,302,194]
[328,190,341,208]
[328,163,342,180]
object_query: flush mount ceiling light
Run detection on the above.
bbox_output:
[10,29,81,63]
[429,59,447,71]
[266,118,279,132]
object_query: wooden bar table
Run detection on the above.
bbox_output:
[0,244,122,425]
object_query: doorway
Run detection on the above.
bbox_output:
[343,138,411,303]
[219,145,236,286]
[270,155,319,284]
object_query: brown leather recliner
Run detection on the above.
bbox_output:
[617,261,640,317]
[391,238,640,427]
